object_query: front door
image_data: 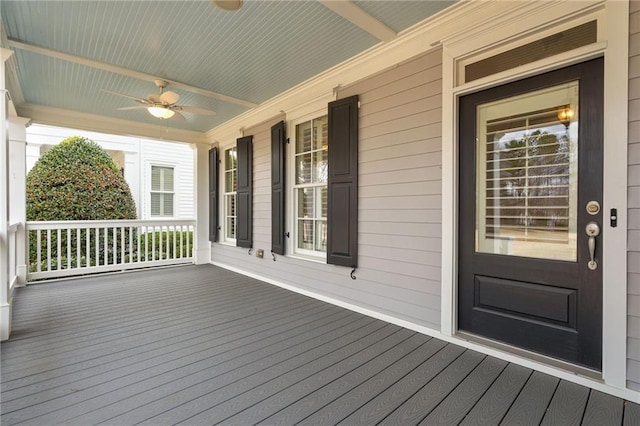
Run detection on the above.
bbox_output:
[458,58,603,370]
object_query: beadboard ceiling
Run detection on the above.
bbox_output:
[2,1,455,135]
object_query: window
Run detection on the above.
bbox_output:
[293,115,328,255]
[150,166,174,217]
[223,146,238,241]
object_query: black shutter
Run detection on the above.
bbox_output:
[208,147,219,242]
[271,121,286,255]
[327,95,358,267]
[236,136,253,248]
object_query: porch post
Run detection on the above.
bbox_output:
[192,142,211,264]
[1,47,13,340]
[9,116,30,286]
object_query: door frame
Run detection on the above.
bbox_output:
[440,1,629,390]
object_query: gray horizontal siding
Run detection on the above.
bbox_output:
[629,0,640,392]
[211,49,443,329]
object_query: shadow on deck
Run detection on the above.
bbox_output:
[1,264,638,425]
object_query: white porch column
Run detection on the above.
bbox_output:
[192,142,211,264]
[1,48,13,340]
[9,116,30,286]
[124,150,141,218]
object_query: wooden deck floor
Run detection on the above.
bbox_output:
[1,264,638,425]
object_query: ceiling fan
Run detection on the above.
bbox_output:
[103,79,216,120]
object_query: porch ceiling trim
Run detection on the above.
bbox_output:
[18,103,207,145]
[7,38,259,109]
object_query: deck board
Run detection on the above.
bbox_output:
[541,380,590,426]
[1,264,638,426]
[582,390,624,425]
[459,363,532,425]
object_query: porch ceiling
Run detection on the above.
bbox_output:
[2,0,455,135]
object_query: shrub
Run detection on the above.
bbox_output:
[26,136,137,221]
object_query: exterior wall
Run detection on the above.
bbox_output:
[25,124,194,220]
[629,0,640,393]
[211,50,443,330]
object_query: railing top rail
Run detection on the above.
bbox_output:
[26,219,196,230]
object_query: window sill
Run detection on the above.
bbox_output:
[287,253,326,265]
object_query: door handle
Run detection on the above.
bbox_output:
[585,222,600,270]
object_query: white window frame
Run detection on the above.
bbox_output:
[221,144,237,245]
[288,111,329,261]
[149,164,175,218]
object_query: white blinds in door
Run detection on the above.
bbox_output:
[476,82,579,261]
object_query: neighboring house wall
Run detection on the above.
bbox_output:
[211,50,443,330]
[25,124,194,220]
[628,0,640,392]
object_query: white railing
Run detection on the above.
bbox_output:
[26,219,195,281]
[8,222,20,289]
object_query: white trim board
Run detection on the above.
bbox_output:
[18,103,207,145]
[211,260,640,403]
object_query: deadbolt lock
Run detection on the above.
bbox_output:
[586,201,600,215]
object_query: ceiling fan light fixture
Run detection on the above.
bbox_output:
[148,106,175,119]
[212,0,243,11]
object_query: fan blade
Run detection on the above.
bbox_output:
[160,90,180,105]
[148,93,161,103]
[102,89,149,105]
[117,106,148,111]
[175,105,217,116]
[171,110,186,121]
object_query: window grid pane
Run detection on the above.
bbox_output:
[151,166,174,217]
[224,147,237,240]
[294,115,328,254]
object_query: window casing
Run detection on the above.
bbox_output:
[293,115,328,256]
[223,146,238,242]
[150,166,174,217]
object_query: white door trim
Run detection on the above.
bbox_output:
[441,0,629,391]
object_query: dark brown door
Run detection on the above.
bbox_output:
[458,58,603,370]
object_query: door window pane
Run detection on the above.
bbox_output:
[476,82,579,261]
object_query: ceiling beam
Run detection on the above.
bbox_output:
[8,38,259,109]
[18,103,208,145]
[318,0,396,43]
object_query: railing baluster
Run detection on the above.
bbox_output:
[95,228,100,266]
[103,227,107,265]
[179,225,184,258]
[187,225,191,258]
[111,227,116,265]
[166,227,171,260]
[66,228,71,269]
[46,229,52,272]
[137,225,141,263]
[76,228,81,268]
[145,227,149,262]
[172,226,177,260]
[152,227,156,262]
[36,230,42,272]
[86,227,91,268]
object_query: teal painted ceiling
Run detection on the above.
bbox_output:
[2,0,456,133]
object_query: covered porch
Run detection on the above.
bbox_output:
[2,265,638,425]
